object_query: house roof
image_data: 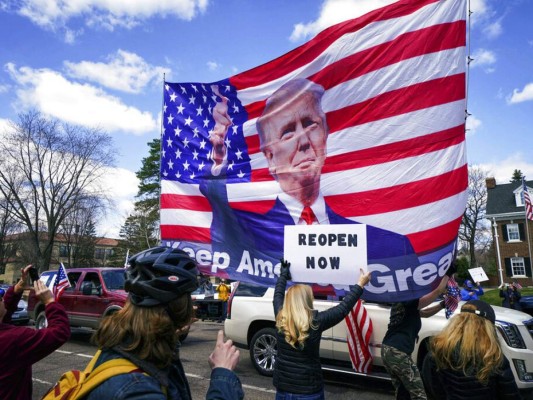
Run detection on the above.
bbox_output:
[3,232,120,247]
[486,179,532,218]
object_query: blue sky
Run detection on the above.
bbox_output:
[0,0,532,237]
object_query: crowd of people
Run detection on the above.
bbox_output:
[0,250,525,399]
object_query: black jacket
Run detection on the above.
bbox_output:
[421,352,521,400]
[272,273,364,394]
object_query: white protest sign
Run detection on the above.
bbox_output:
[468,267,489,282]
[284,224,367,286]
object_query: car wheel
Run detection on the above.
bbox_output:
[249,327,277,376]
[35,311,48,329]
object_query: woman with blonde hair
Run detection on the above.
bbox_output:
[273,259,371,400]
[421,300,520,400]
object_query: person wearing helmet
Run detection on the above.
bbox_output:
[86,246,244,400]
[460,279,484,301]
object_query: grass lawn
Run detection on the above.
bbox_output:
[480,287,533,307]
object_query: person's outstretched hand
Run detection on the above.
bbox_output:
[14,265,33,294]
[208,330,240,371]
[280,258,291,280]
[445,261,457,277]
[35,280,54,306]
[210,85,232,165]
[357,268,372,287]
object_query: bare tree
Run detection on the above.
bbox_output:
[458,165,491,268]
[0,111,115,270]
[0,191,22,274]
[58,196,103,267]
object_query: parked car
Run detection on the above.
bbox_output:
[192,285,223,321]
[225,282,533,396]
[520,295,533,317]
[28,267,191,341]
[27,267,128,330]
[0,284,29,325]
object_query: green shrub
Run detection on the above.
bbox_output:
[479,288,533,307]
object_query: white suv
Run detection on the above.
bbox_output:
[224,282,533,395]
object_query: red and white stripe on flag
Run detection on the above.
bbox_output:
[345,300,373,373]
[160,0,468,256]
[53,263,71,300]
[523,180,533,221]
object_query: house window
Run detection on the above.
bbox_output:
[59,245,69,257]
[95,248,105,260]
[511,257,526,277]
[507,224,520,241]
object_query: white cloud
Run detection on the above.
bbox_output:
[0,84,9,93]
[15,0,209,32]
[63,27,84,44]
[470,48,496,69]
[477,153,533,184]
[482,20,502,39]
[207,61,219,71]
[469,0,492,27]
[507,82,533,104]
[97,167,139,238]
[5,63,157,135]
[470,0,504,40]
[289,0,397,42]
[466,114,481,135]
[0,118,13,140]
[65,50,170,93]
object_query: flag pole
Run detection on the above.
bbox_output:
[493,218,504,287]
[526,217,533,285]
[523,178,533,284]
[159,73,166,247]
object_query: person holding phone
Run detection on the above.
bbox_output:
[0,265,70,400]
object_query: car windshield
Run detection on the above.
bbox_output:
[102,270,126,290]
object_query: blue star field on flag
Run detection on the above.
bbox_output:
[161,80,251,185]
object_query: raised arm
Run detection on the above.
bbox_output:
[210,85,232,166]
[317,269,372,331]
[418,262,457,310]
[273,259,291,316]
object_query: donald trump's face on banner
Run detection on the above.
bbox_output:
[257,79,328,206]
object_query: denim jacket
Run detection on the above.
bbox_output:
[84,347,244,400]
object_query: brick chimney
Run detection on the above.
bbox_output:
[485,177,496,189]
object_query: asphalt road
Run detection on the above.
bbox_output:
[32,321,395,399]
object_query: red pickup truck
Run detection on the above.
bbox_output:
[27,267,128,330]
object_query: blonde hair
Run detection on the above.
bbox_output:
[430,304,503,383]
[275,284,317,349]
[92,295,193,368]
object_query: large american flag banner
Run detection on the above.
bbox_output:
[160,0,467,303]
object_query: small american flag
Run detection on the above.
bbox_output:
[444,276,460,319]
[523,178,533,221]
[513,281,523,290]
[53,263,71,300]
[345,300,373,373]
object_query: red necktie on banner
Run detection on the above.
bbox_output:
[301,206,316,225]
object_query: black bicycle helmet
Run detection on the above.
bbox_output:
[125,246,199,307]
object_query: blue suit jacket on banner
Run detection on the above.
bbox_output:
[200,173,420,300]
